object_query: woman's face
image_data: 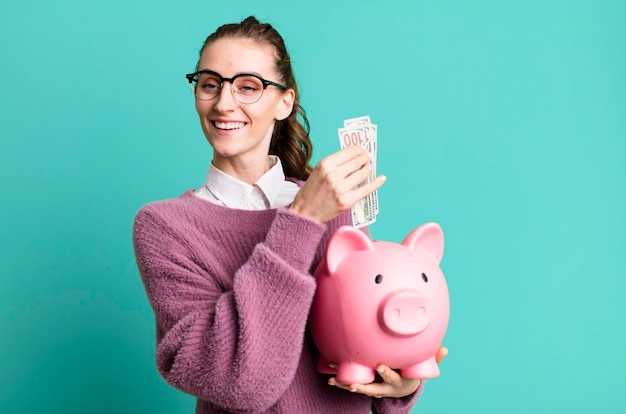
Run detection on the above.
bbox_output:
[195,37,294,177]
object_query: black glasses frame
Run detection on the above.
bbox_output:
[185,70,287,93]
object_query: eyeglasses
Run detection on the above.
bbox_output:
[185,70,288,104]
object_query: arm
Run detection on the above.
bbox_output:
[134,146,384,412]
[134,206,326,413]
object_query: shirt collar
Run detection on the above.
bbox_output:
[255,156,285,207]
[204,155,286,209]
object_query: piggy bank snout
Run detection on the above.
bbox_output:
[379,291,431,337]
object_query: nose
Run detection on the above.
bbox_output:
[378,290,431,337]
[213,82,237,112]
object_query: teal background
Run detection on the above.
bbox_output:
[1,0,624,412]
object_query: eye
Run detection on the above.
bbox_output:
[234,76,263,95]
[197,74,220,87]
[375,274,383,284]
[421,273,429,283]
[199,80,220,91]
[239,84,259,92]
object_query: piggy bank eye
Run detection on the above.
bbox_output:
[421,272,429,283]
[375,274,383,284]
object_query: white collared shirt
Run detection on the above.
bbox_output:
[194,155,301,210]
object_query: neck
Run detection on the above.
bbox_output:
[212,156,271,185]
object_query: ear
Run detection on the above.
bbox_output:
[326,226,375,274]
[401,222,444,264]
[275,88,295,121]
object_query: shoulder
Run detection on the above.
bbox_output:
[133,189,212,237]
[135,190,193,221]
[132,190,230,260]
[136,189,197,211]
[134,189,279,239]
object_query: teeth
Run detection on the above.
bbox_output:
[214,121,245,130]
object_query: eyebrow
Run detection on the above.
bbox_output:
[198,69,265,78]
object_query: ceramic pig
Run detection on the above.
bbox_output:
[309,223,449,385]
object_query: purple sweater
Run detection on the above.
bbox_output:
[133,190,422,413]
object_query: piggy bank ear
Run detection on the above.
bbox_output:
[402,222,444,264]
[326,226,375,273]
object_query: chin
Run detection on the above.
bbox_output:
[208,144,241,159]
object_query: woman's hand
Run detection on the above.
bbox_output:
[328,347,449,398]
[329,366,421,399]
[289,146,386,224]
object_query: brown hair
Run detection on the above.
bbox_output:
[197,16,313,180]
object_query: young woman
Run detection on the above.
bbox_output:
[133,16,445,413]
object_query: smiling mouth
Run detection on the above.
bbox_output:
[213,121,246,130]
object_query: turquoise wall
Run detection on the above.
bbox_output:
[1,0,624,412]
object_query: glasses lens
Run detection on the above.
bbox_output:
[233,76,264,104]
[195,73,221,100]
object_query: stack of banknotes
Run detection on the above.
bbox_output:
[338,115,378,228]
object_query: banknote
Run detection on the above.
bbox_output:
[338,115,378,227]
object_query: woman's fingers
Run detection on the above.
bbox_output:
[289,145,385,224]
[317,146,371,184]
[329,366,420,399]
[341,174,386,209]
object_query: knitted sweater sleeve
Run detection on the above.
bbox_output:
[133,204,326,413]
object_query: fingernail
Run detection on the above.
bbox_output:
[377,367,385,374]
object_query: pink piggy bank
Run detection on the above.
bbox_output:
[309,222,449,384]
